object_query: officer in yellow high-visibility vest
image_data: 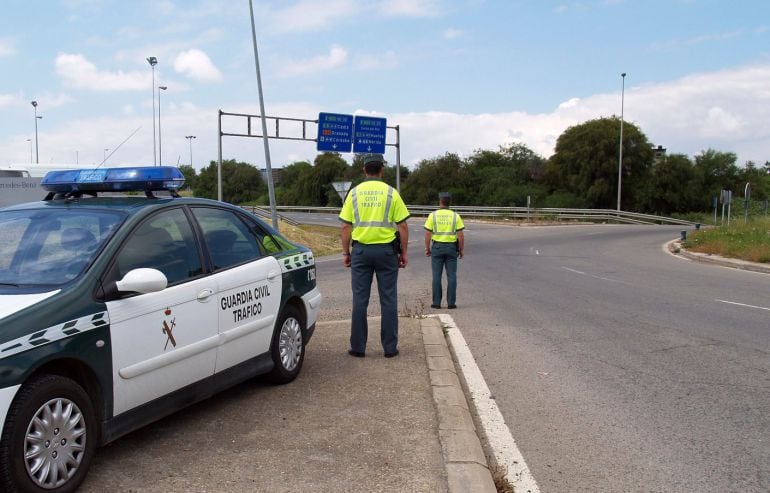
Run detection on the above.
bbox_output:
[339,154,410,358]
[424,192,464,309]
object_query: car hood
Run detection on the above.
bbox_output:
[0,290,61,321]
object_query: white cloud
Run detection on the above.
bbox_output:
[3,63,768,170]
[268,0,362,33]
[39,93,75,108]
[353,50,397,71]
[649,29,745,52]
[0,94,16,108]
[393,63,770,166]
[262,0,443,34]
[56,53,148,91]
[277,45,348,77]
[443,28,463,39]
[173,49,223,82]
[0,38,15,57]
[379,0,442,17]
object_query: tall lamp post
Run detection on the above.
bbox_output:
[185,135,196,167]
[26,139,32,164]
[616,72,626,212]
[158,85,167,165]
[618,72,626,212]
[31,100,41,164]
[147,56,158,165]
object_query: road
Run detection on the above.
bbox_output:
[311,216,769,493]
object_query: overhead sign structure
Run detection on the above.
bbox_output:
[353,116,387,154]
[317,113,353,152]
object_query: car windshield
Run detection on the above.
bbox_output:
[0,208,124,286]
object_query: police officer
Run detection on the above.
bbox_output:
[424,192,464,309]
[339,154,410,358]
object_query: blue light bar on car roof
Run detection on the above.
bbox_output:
[41,166,186,193]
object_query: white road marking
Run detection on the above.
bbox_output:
[437,313,540,493]
[716,299,770,312]
[561,266,625,283]
[662,240,691,261]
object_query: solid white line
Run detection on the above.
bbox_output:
[437,314,540,493]
[716,299,770,312]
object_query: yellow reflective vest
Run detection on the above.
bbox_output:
[339,179,410,244]
[424,208,464,243]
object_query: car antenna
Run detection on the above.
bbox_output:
[96,126,142,169]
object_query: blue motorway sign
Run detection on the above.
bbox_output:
[353,116,387,154]
[317,112,353,152]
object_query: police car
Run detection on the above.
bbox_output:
[0,166,321,492]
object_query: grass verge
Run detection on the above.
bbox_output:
[683,217,770,263]
[280,222,341,257]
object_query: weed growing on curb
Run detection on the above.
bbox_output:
[491,464,514,493]
[400,298,427,318]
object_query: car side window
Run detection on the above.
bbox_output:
[191,207,263,270]
[253,225,294,254]
[116,208,202,285]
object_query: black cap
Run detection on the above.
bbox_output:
[363,154,384,173]
[439,192,452,200]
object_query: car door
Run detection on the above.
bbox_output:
[106,207,219,415]
[190,206,281,373]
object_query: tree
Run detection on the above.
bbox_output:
[278,153,349,206]
[545,117,654,210]
[401,153,465,204]
[642,154,697,214]
[463,144,546,206]
[276,161,312,205]
[691,149,740,210]
[737,160,770,204]
[177,164,197,191]
[194,160,266,204]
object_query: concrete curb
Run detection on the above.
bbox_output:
[667,240,770,274]
[421,317,498,493]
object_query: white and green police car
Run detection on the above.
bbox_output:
[0,166,322,492]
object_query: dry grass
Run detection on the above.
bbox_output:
[279,222,341,257]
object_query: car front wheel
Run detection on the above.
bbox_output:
[0,375,97,493]
[267,305,305,384]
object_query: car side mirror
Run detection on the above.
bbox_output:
[115,268,168,294]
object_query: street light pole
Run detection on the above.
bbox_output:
[617,72,626,212]
[185,135,196,167]
[104,148,109,161]
[158,85,167,165]
[147,57,158,166]
[26,139,32,164]
[31,100,40,164]
[249,0,278,229]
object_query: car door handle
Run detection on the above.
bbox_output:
[267,270,280,281]
[197,288,214,302]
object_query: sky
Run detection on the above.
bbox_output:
[1,0,769,173]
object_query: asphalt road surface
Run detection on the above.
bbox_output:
[312,218,769,493]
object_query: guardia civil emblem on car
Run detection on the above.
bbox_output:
[0,166,322,492]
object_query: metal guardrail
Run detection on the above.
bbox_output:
[267,205,696,226]
[240,206,300,226]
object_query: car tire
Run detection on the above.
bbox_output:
[267,305,305,384]
[0,375,97,493]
